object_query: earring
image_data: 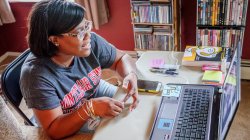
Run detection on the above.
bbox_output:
[54,42,59,46]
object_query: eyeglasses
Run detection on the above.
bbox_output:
[62,20,92,40]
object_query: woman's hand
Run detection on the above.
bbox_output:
[122,72,139,111]
[92,97,124,118]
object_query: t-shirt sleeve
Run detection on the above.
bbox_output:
[90,32,117,69]
[20,64,60,110]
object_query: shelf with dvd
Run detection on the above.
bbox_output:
[196,0,248,54]
[132,23,173,26]
[130,0,180,52]
[196,25,245,29]
[196,0,248,26]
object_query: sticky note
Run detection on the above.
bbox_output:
[150,59,165,68]
[202,70,223,83]
[162,85,182,97]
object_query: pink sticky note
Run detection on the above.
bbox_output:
[150,59,165,68]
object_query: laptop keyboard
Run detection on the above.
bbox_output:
[174,88,211,140]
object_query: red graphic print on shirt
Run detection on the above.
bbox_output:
[60,67,101,113]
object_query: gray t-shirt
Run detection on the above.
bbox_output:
[20,32,116,114]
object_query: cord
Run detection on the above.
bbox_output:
[176,75,190,84]
[171,50,179,66]
[170,49,190,84]
[154,73,189,84]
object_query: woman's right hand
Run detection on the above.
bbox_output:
[92,97,124,118]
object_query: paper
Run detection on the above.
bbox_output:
[150,58,165,68]
[162,85,182,97]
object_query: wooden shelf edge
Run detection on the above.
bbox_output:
[132,23,173,26]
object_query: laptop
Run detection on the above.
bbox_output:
[150,46,240,140]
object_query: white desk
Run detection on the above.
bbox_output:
[92,51,204,140]
[135,51,203,85]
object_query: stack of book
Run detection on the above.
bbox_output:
[182,45,231,67]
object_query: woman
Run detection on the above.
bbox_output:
[20,0,139,139]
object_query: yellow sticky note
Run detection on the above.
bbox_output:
[202,70,223,83]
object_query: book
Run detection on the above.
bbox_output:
[182,45,230,66]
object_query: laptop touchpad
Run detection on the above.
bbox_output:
[161,103,178,119]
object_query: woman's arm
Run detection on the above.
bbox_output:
[34,97,124,139]
[109,49,139,110]
[33,105,88,139]
[109,49,136,77]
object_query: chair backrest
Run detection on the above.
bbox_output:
[1,49,35,126]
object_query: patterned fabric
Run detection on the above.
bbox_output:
[0,96,25,140]
[0,96,92,139]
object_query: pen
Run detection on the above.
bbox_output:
[150,68,178,75]
[164,71,178,75]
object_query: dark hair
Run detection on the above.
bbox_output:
[27,0,85,57]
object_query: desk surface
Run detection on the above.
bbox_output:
[135,51,203,85]
[92,51,204,140]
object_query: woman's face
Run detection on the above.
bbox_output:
[56,19,92,57]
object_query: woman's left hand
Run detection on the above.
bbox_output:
[122,72,139,111]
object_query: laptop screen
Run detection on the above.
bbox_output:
[219,47,240,139]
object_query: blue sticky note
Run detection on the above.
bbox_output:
[157,118,174,130]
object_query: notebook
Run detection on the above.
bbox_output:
[182,46,231,67]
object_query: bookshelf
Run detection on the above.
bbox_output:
[130,0,180,52]
[196,0,248,54]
